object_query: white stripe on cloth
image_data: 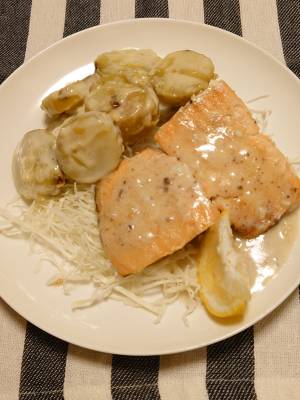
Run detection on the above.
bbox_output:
[168,0,204,23]
[25,0,67,61]
[254,289,300,400]
[0,299,26,400]
[64,344,112,400]
[159,348,208,400]
[239,0,285,63]
[100,0,135,24]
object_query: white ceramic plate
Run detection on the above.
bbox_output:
[0,19,300,356]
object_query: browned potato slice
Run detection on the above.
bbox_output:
[13,129,65,200]
[95,49,161,86]
[41,74,100,117]
[151,50,215,106]
[85,81,159,141]
[56,112,123,183]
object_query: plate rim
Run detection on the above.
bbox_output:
[0,18,300,355]
[1,18,299,93]
[1,268,299,356]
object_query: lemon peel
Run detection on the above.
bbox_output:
[196,211,250,318]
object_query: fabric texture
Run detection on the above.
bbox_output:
[19,323,68,400]
[0,1,300,399]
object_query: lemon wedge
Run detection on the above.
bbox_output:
[196,211,251,318]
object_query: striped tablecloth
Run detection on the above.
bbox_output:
[1,1,300,399]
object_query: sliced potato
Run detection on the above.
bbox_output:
[13,129,65,200]
[56,112,123,183]
[95,49,161,86]
[42,74,100,117]
[85,81,159,141]
[151,50,215,106]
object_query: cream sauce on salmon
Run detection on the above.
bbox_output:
[97,148,217,276]
[156,80,300,238]
[235,210,298,293]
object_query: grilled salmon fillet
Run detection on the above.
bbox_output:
[96,148,217,275]
[156,80,300,237]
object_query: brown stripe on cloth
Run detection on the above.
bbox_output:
[276,2,300,81]
[111,355,160,400]
[64,0,101,37]
[203,2,256,398]
[206,329,257,400]
[0,0,32,83]
[203,0,242,36]
[19,323,68,400]
[135,0,169,18]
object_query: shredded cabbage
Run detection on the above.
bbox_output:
[0,184,200,322]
